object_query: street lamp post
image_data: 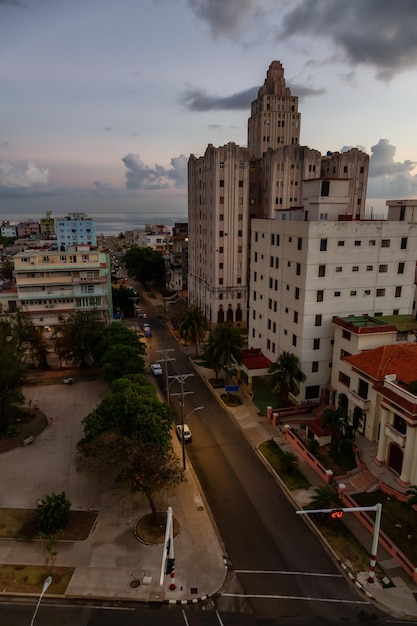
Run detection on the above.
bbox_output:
[30,576,52,626]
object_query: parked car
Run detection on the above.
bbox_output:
[176,424,192,442]
[151,363,163,376]
[63,377,74,385]
[144,328,152,338]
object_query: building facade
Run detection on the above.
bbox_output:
[56,213,97,251]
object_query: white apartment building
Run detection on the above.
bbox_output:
[13,247,112,327]
[249,198,417,403]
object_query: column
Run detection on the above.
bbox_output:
[375,408,390,464]
[400,425,417,485]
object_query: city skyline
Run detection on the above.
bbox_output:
[2,0,417,233]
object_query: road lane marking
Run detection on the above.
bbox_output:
[235,569,343,577]
[216,610,225,625]
[182,609,190,625]
[222,593,368,604]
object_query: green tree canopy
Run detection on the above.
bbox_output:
[178,306,208,357]
[53,311,104,367]
[90,322,146,380]
[268,351,306,407]
[0,319,26,432]
[77,377,181,517]
[36,491,71,535]
[122,246,166,287]
[310,485,342,512]
[322,405,350,454]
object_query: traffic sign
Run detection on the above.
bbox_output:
[225,385,239,392]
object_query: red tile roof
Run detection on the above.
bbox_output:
[344,343,417,384]
[242,349,272,371]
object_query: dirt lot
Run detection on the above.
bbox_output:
[24,367,102,386]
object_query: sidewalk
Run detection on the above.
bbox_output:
[188,354,417,620]
[0,379,227,605]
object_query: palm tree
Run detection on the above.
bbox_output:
[282,451,299,475]
[178,306,208,357]
[206,322,244,385]
[268,351,306,407]
[406,485,417,510]
[322,406,349,455]
[310,485,342,511]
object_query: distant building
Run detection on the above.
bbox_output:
[1,222,17,238]
[39,211,56,237]
[55,213,97,250]
[16,221,40,238]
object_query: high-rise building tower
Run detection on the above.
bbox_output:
[248,60,301,159]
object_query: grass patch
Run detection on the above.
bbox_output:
[313,519,384,577]
[135,512,180,544]
[209,378,225,389]
[259,439,310,490]
[354,490,417,565]
[0,508,98,541]
[0,565,74,594]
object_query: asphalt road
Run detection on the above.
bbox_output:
[141,299,380,623]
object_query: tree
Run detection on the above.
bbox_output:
[0,258,14,281]
[268,351,306,407]
[406,485,417,510]
[204,323,244,384]
[178,306,208,357]
[123,246,166,288]
[53,311,104,367]
[282,451,299,475]
[77,377,182,519]
[202,340,223,381]
[322,406,350,455]
[91,322,146,380]
[36,491,71,535]
[310,485,342,511]
[0,320,26,432]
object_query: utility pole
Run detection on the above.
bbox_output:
[154,348,175,403]
[170,373,194,470]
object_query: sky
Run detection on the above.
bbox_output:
[1,0,417,234]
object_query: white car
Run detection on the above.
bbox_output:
[151,363,163,376]
[176,424,192,442]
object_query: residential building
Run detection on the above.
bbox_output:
[55,213,97,250]
[1,222,17,238]
[13,247,112,327]
[39,211,56,237]
[16,221,40,238]
[167,223,188,295]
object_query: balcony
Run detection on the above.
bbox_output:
[347,390,370,411]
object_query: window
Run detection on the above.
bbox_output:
[337,240,345,247]
[315,314,322,326]
[358,379,369,400]
[238,230,242,237]
[342,329,351,340]
[364,290,371,295]
[253,291,257,301]
[320,239,327,251]
[318,265,326,277]
[219,231,224,237]
[292,334,297,347]
[293,311,298,323]
[295,287,300,300]
[321,180,330,196]
[354,241,361,246]
[316,290,324,302]
[395,286,402,298]
[220,180,224,187]
[270,256,274,268]
[297,238,302,250]
[296,262,301,276]
[312,362,319,373]
[369,240,376,246]
[379,264,388,273]
[398,262,405,274]
[401,237,408,249]
[219,262,223,269]
[381,239,390,248]
[340,349,351,359]
[335,267,342,272]
[305,385,320,400]
[352,266,359,272]
[393,414,406,435]
[219,278,223,285]
[376,288,385,297]
[367,265,373,271]
[220,197,224,204]
[338,372,351,387]
[219,214,224,221]
[350,290,357,296]
[334,291,341,297]
[313,338,320,350]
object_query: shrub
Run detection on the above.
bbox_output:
[37,491,71,535]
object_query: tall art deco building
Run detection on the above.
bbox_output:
[187,61,369,328]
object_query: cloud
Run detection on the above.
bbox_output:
[0,161,49,188]
[179,82,324,112]
[121,154,187,190]
[367,138,417,198]
[187,0,259,39]
[281,0,417,80]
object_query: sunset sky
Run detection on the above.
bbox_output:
[2,0,417,232]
